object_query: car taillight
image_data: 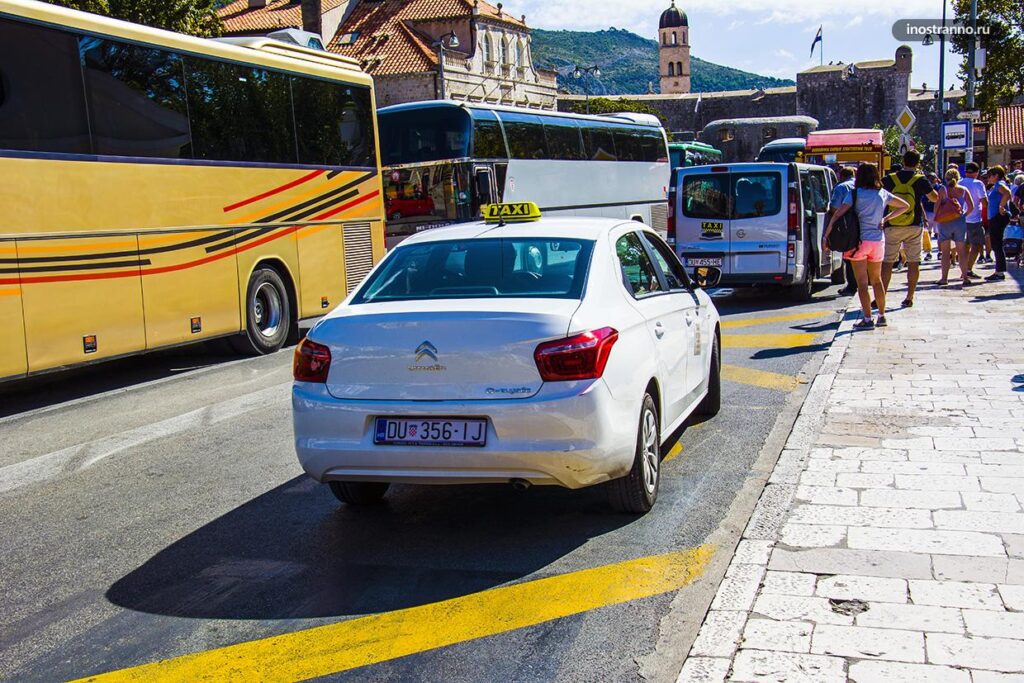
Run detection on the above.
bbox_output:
[534,327,618,382]
[293,338,331,383]
[787,186,799,237]
[667,189,676,239]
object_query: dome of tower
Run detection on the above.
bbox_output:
[659,1,688,28]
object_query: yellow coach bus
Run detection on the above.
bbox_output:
[0,0,385,381]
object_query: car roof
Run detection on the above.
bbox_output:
[397,217,642,245]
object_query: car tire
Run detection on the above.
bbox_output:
[607,393,660,514]
[230,267,292,355]
[328,481,390,505]
[695,334,721,418]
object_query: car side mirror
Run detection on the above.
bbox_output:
[691,266,722,290]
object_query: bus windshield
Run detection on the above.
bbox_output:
[378,107,473,166]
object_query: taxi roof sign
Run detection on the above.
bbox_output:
[482,202,542,224]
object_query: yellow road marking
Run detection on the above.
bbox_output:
[721,311,830,330]
[665,442,684,462]
[722,332,818,349]
[722,364,801,392]
[73,546,714,683]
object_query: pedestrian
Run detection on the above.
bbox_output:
[985,165,1014,281]
[828,166,858,296]
[933,168,974,286]
[921,171,938,262]
[960,162,988,277]
[824,163,911,329]
[981,169,995,263]
[881,150,938,308]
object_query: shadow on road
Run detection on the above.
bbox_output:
[106,476,633,621]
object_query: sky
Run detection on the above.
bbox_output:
[512,0,966,92]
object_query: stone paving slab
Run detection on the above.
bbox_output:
[678,269,1024,682]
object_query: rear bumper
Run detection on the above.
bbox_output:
[292,380,638,489]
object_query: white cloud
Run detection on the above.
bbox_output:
[773,48,795,59]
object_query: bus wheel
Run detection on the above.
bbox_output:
[233,267,292,355]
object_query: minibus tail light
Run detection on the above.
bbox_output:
[787,186,799,238]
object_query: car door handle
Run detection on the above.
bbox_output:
[654,322,665,339]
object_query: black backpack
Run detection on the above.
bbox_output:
[828,189,861,252]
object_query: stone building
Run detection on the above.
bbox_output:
[217,0,559,110]
[658,1,690,95]
[558,46,969,158]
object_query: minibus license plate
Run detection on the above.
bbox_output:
[686,257,723,267]
[374,418,487,447]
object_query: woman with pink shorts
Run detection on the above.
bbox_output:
[824,163,911,329]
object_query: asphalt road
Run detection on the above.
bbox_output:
[0,283,851,683]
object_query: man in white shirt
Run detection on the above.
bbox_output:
[959,162,988,277]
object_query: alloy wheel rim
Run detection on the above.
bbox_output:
[640,408,659,495]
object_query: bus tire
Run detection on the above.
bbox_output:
[232,267,292,355]
[789,252,814,301]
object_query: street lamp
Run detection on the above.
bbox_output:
[432,31,460,100]
[573,64,601,114]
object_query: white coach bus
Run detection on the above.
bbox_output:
[378,101,669,247]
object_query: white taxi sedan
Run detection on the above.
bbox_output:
[292,203,722,513]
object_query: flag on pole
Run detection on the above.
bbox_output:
[810,26,822,59]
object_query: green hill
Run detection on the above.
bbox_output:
[530,27,794,95]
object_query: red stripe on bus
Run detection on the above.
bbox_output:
[311,189,380,221]
[222,169,326,213]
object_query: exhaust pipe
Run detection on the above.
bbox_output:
[510,478,531,492]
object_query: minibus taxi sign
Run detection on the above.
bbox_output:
[482,202,542,223]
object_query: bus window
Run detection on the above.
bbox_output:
[0,18,90,153]
[376,106,472,166]
[292,77,376,168]
[583,123,617,161]
[682,175,728,219]
[542,118,584,160]
[470,110,506,159]
[184,58,296,164]
[502,112,548,160]
[639,128,666,163]
[79,37,191,158]
[613,128,642,161]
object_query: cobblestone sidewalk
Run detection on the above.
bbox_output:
[680,266,1024,683]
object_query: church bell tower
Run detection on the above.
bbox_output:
[658,1,690,94]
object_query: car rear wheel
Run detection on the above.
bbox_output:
[329,481,390,505]
[607,393,660,514]
[789,252,814,301]
[695,334,721,418]
[231,267,292,355]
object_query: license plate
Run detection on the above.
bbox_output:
[686,257,723,267]
[374,417,487,447]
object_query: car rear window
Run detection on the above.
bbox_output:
[353,238,594,303]
[681,174,728,219]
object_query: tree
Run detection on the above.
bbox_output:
[47,0,222,37]
[567,97,670,131]
[951,0,1023,117]
[876,124,933,169]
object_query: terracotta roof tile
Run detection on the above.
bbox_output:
[990,104,1024,147]
[327,0,526,76]
[218,0,348,35]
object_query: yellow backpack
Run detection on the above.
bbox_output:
[887,172,923,227]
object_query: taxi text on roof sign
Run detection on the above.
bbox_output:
[482,202,542,223]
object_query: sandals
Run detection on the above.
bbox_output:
[936,279,948,286]
[902,299,914,308]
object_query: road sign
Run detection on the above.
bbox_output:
[896,106,916,133]
[898,132,915,158]
[942,120,970,150]
[957,110,982,121]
